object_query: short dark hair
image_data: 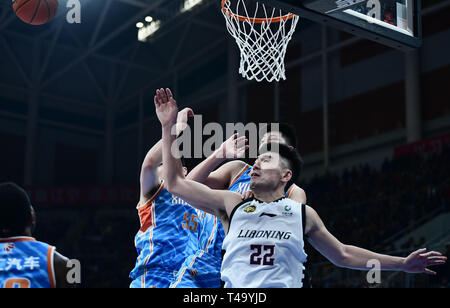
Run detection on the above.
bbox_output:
[259,143,304,185]
[0,182,32,237]
[260,122,298,149]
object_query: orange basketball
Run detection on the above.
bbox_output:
[13,0,59,26]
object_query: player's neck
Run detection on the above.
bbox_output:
[0,227,32,239]
[23,227,32,237]
[252,187,285,203]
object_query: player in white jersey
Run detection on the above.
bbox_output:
[186,123,312,286]
[155,88,447,288]
[223,197,308,287]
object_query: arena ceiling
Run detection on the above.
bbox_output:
[3,0,446,135]
[0,0,243,125]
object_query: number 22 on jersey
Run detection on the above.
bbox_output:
[250,245,275,266]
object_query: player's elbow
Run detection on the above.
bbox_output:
[332,244,349,268]
[163,176,182,194]
[142,156,159,170]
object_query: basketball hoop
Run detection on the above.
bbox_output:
[221,0,299,82]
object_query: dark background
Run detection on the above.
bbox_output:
[0,0,449,287]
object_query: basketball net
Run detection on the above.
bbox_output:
[221,0,299,82]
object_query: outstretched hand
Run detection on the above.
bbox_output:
[219,133,248,159]
[154,88,178,127]
[402,248,447,275]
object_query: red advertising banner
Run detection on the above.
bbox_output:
[394,133,450,158]
[26,186,139,206]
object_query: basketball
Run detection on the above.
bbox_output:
[13,0,59,26]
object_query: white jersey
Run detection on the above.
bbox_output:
[221,197,308,288]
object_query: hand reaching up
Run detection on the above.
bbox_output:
[154,88,178,128]
[219,133,248,159]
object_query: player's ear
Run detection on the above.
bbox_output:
[281,169,292,184]
[182,167,188,177]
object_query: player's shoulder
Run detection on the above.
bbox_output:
[279,197,305,213]
[287,183,307,204]
[221,160,249,174]
[32,240,54,251]
[53,250,69,267]
[138,182,167,208]
[53,249,73,288]
[228,196,256,218]
[292,183,305,193]
[223,190,246,213]
[4,237,49,249]
[226,160,251,186]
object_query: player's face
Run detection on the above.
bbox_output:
[259,132,288,151]
[250,152,284,190]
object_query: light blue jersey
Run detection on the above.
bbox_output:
[170,212,225,288]
[171,164,251,288]
[0,237,55,288]
[229,164,252,194]
[130,184,200,288]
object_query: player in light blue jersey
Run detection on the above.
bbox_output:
[0,183,71,288]
[129,90,200,288]
[170,211,225,288]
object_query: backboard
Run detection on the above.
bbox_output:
[257,0,422,50]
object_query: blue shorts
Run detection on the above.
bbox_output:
[130,267,177,288]
[170,250,222,288]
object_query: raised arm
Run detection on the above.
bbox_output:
[139,102,193,202]
[155,88,241,219]
[186,134,248,190]
[305,205,446,274]
[139,139,163,202]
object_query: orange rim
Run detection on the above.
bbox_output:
[221,0,295,24]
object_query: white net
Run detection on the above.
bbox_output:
[221,0,299,82]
